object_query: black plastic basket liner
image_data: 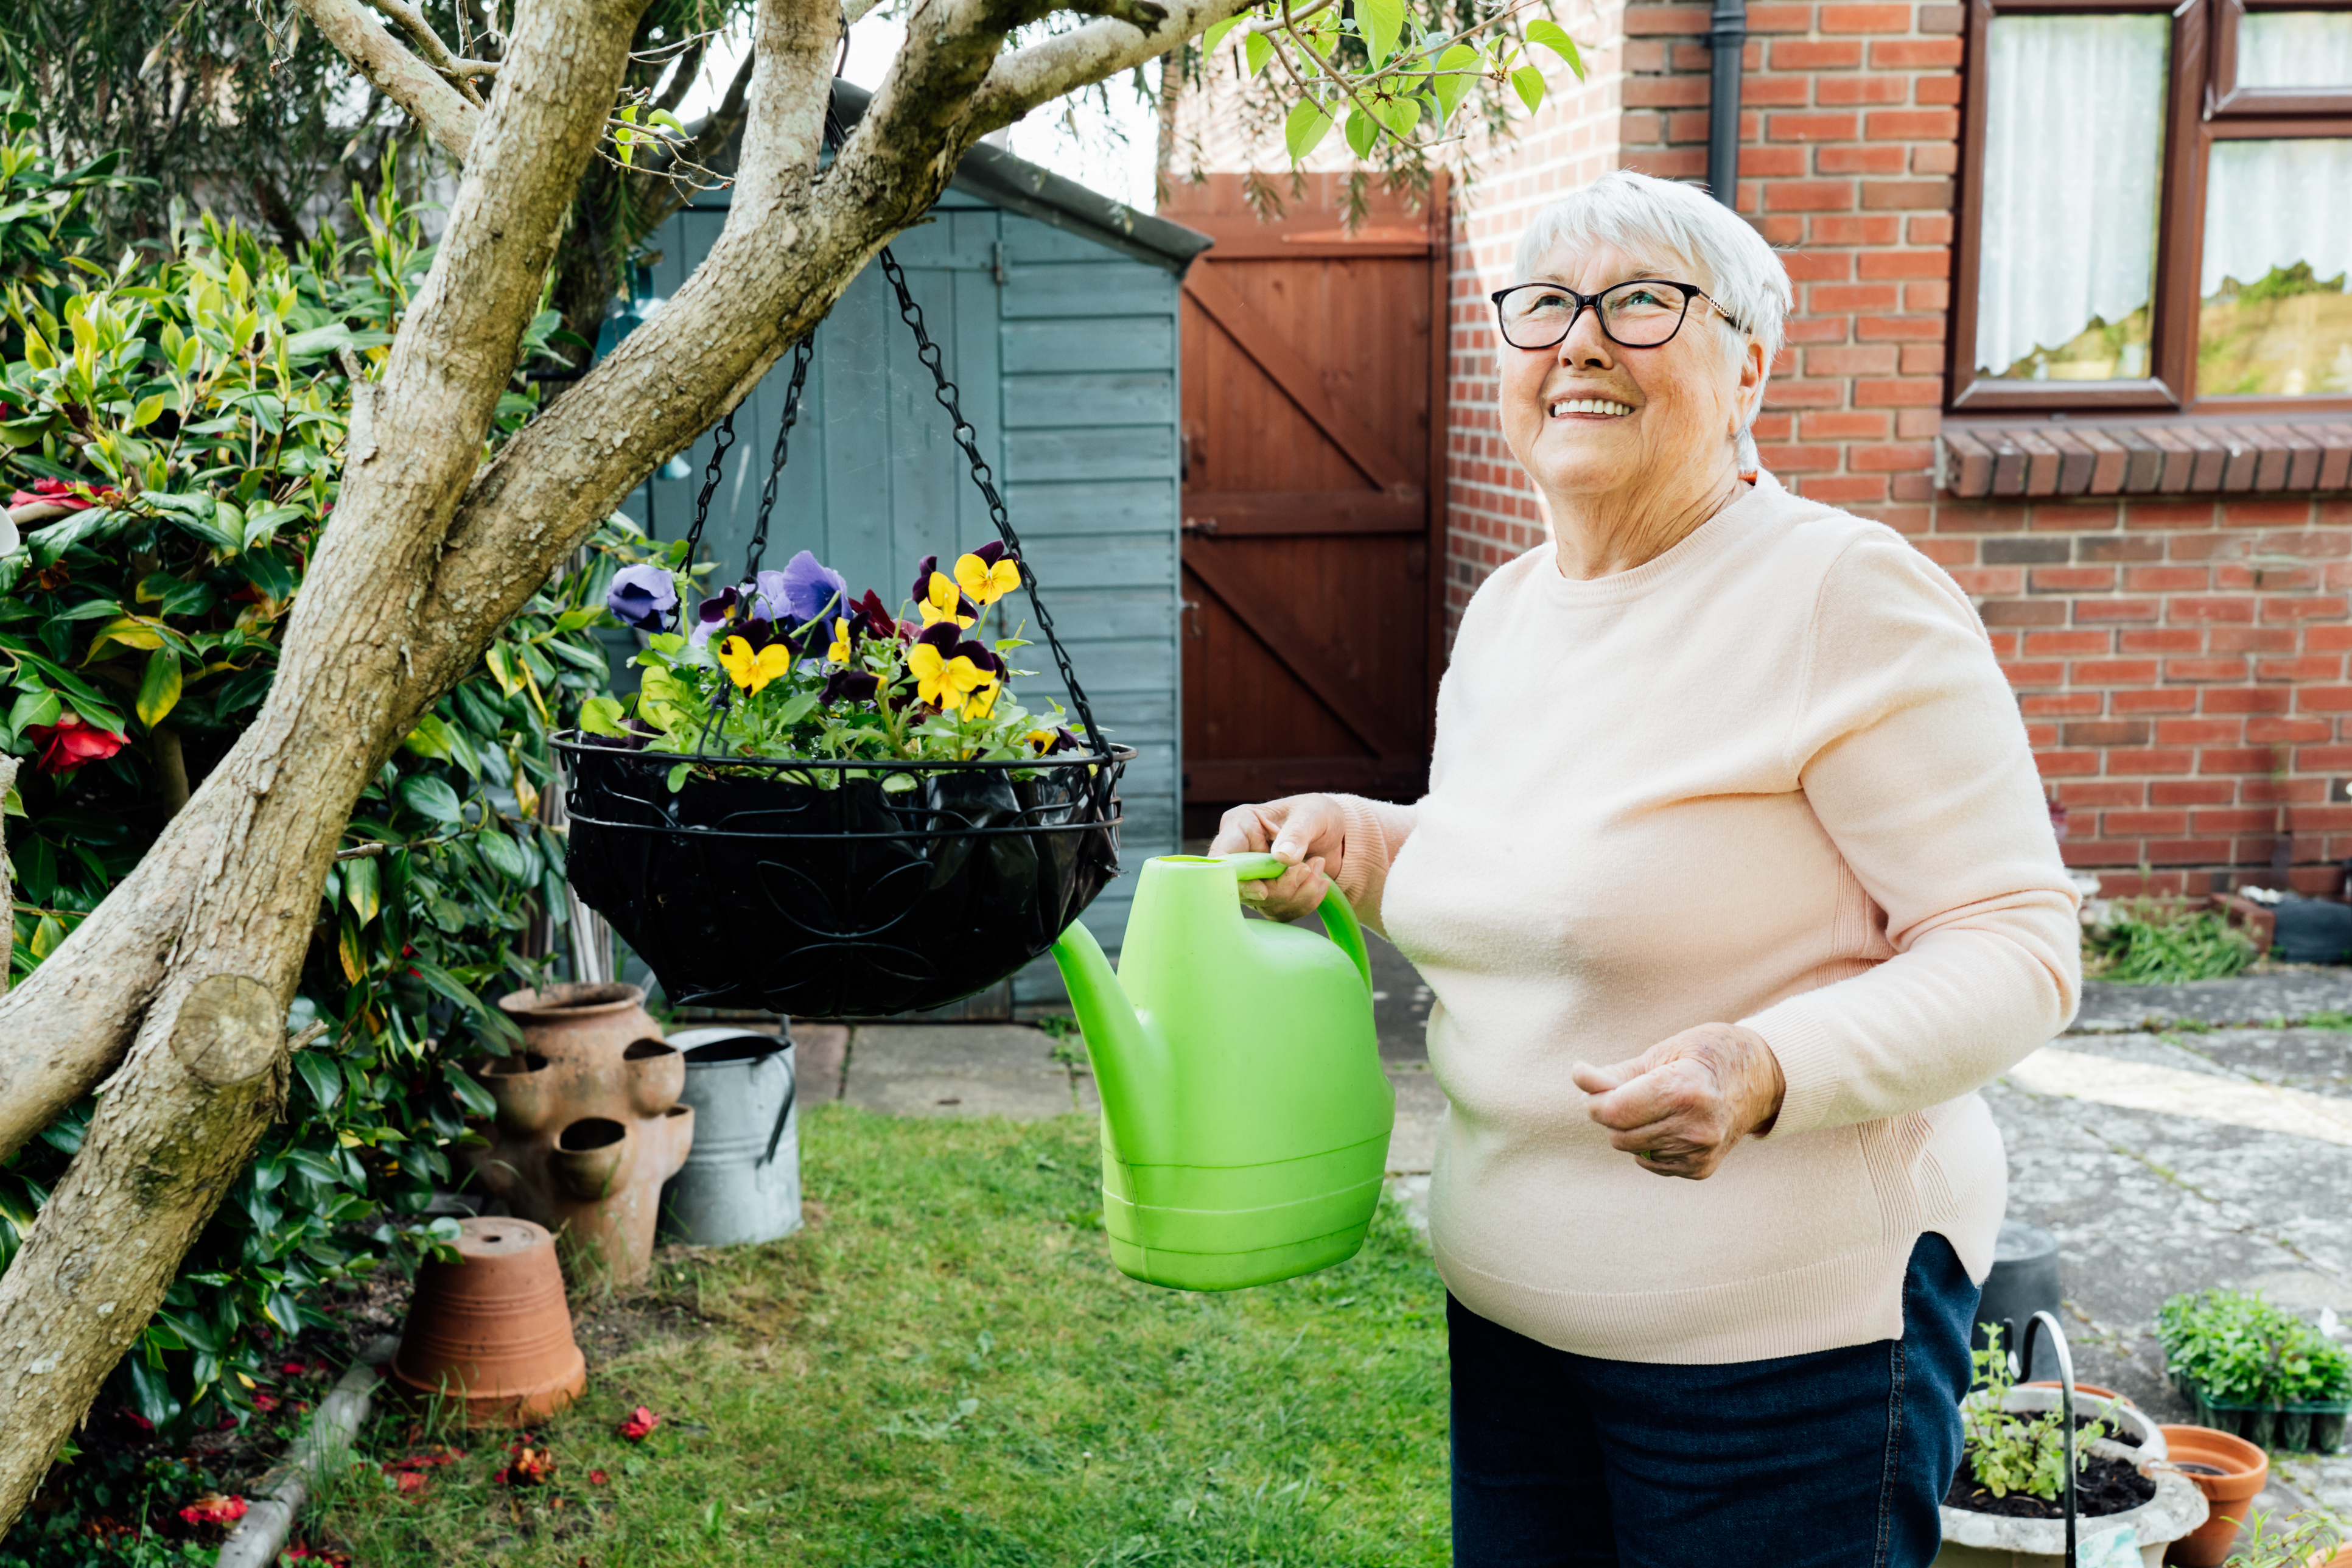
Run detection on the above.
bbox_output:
[557,738,1129,1017]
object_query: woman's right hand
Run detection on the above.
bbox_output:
[1207,794,1349,921]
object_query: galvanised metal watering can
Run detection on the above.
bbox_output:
[1048,853,1394,1291]
[656,1028,800,1247]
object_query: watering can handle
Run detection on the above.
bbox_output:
[760,1049,799,1167]
[1220,853,1374,995]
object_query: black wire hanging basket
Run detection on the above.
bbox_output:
[554,249,1130,1018]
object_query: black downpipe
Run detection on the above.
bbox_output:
[1707,0,1748,209]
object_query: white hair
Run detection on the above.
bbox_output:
[1511,169,1792,394]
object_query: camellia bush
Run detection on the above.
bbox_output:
[0,110,620,1449]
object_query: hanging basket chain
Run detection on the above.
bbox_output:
[873,246,1104,754]
[679,405,738,570]
[742,335,817,584]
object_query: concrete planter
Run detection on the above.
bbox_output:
[1936,1388,2203,1567]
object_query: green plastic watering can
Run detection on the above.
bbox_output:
[1048,853,1395,1291]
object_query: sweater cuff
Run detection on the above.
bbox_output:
[1740,999,1842,1139]
[1329,794,1415,934]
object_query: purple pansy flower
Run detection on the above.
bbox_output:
[606,564,678,631]
[757,551,849,627]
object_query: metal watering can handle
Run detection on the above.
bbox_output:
[1220,852,1374,995]
[761,1049,799,1168]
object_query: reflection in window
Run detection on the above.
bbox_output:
[1975,14,2169,382]
[2200,139,2352,396]
[2238,11,2352,89]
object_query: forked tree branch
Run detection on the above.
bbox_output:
[969,0,1251,125]
[291,0,485,162]
[365,0,491,103]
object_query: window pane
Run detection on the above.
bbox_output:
[2239,11,2352,89]
[2199,138,2352,396]
[1975,14,2170,382]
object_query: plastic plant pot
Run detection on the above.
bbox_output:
[2160,1424,2268,1568]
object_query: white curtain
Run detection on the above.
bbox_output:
[2239,12,2352,88]
[1975,14,2171,376]
[2203,139,2352,295]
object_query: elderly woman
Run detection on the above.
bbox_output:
[1209,169,2079,1564]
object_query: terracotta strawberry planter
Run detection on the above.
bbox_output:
[463,983,693,1286]
[391,1216,586,1426]
[2160,1424,2267,1567]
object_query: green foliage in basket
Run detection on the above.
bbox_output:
[2222,1508,2344,1568]
[2158,1290,2352,1407]
[1961,1324,2110,1500]
[2085,900,2257,984]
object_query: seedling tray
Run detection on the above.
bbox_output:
[2169,1373,2350,1453]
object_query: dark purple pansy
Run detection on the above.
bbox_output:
[688,586,741,647]
[910,554,939,603]
[852,589,900,643]
[605,564,678,631]
[822,669,880,705]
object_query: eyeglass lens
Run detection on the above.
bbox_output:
[1497,282,1692,349]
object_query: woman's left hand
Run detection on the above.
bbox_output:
[1571,1025,1787,1180]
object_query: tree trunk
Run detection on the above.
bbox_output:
[0,0,1242,1532]
[0,978,284,1519]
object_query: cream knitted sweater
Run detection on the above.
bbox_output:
[1332,472,2080,1365]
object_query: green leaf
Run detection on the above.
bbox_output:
[135,647,181,729]
[398,774,463,824]
[1375,93,1422,136]
[1345,107,1380,158]
[1354,0,1404,67]
[475,826,527,881]
[1200,13,1244,52]
[8,686,60,734]
[293,1051,343,1110]
[1242,30,1274,77]
[444,1063,498,1119]
[666,762,690,793]
[343,854,380,925]
[127,393,167,430]
[1526,19,1584,78]
[402,712,456,762]
[1511,63,1545,113]
[1432,43,1479,122]
[578,695,627,737]
[1284,102,1335,163]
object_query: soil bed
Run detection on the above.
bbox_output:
[1945,1454,2156,1519]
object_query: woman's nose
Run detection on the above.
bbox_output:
[1558,304,1615,368]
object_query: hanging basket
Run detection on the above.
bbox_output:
[556,741,1129,1016]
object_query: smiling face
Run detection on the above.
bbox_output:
[1499,241,1767,527]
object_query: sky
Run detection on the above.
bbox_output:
[675,15,1163,211]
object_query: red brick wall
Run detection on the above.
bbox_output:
[1433,0,2352,895]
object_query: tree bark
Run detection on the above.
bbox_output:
[0,976,283,1521]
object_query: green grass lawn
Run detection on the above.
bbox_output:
[310,1107,1451,1566]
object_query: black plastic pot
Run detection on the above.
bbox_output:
[554,735,1129,1017]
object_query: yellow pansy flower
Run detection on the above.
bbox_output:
[955,551,1021,607]
[961,676,1001,721]
[717,635,793,695]
[826,617,852,663]
[908,641,989,710]
[917,571,977,629]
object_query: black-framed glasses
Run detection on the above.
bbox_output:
[1489,279,1748,351]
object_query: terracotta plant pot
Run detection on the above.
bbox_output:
[481,1051,557,1133]
[2024,1379,2132,1405]
[391,1216,586,1426]
[2160,1424,2267,1568]
[622,1037,685,1117]
[460,984,695,1286]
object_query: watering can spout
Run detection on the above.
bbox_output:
[1047,919,1166,1149]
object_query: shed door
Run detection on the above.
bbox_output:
[1165,174,1447,821]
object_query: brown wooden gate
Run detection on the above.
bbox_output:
[1164,174,1448,825]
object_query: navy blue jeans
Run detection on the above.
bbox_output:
[1449,1231,1979,1568]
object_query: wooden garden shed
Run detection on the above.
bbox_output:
[607,91,1210,1011]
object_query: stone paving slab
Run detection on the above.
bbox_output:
[838,1024,1097,1120]
[2076,970,2352,1031]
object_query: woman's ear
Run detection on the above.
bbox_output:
[1731,332,1771,437]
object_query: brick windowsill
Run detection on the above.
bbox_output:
[1937,415,2352,500]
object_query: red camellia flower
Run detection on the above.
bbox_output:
[494,1441,555,1487]
[178,1494,248,1527]
[587,1469,610,1486]
[7,477,119,513]
[618,1405,660,1442]
[26,710,128,775]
